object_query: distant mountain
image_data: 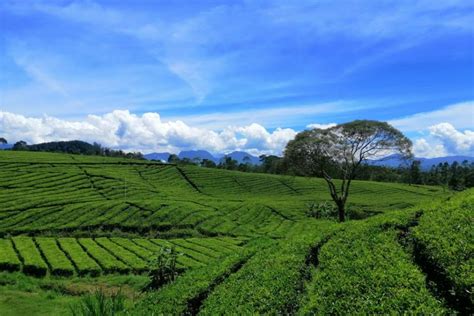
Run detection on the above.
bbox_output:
[144,152,171,162]
[417,156,474,169]
[369,154,474,170]
[368,154,411,168]
[179,150,217,162]
[224,151,260,164]
[0,144,13,150]
[144,150,261,164]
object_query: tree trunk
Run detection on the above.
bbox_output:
[337,201,345,222]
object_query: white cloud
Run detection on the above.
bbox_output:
[413,123,474,158]
[413,138,447,158]
[2,109,472,158]
[390,101,474,132]
[429,123,474,154]
[391,102,474,157]
[306,123,336,130]
[0,110,297,155]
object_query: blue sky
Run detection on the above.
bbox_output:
[0,0,473,156]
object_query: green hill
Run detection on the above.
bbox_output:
[0,151,471,315]
[0,151,443,237]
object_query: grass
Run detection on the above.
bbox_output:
[0,272,146,316]
[69,290,127,316]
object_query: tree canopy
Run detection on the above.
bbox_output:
[284,120,412,221]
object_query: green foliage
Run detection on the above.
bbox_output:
[12,237,48,277]
[78,239,129,274]
[305,201,337,219]
[200,223,337,315]
[412,189,474,311]
[136,253,243,315]
[0,151,468,315]
[58,238,101,276]
[0,151,444,238]
[0,239,21,272]
[284,120,413,221]
[135,238,272,315]
[299,218,447,315]
[69,290,127,316]
[0,236,244,277]
[94,238,147,273]
[36,238,75,276]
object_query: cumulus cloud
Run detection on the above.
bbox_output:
[390,101,474,158]
[0,110,297,155]
[413,138,447,158]
[413,123,474,158]
[2,109,472,158]
[429,123,474,154]
[306,123,337,130]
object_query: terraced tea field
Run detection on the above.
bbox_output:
[0,151,442,238]
[0,151,471,315]
[0,236,244,277]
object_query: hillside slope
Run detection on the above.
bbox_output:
[0,151,471,315]
[0,151,443,238]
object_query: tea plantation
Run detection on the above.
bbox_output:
[0,151,471,315]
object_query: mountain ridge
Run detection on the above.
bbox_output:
[145,150,261,164]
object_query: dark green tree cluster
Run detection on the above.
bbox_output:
[0,137,7,144]
[11,140,144,160]
[354,160,474,190]
[424,161,474,190]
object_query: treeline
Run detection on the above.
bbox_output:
[167,154,474,191]
[357,160,474,190]
[10,140,144,160]
[165,154,287,174]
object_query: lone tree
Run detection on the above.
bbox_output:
[284,120,412,222]
[0,138,7,144]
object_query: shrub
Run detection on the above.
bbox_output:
[305,201,338,219]
[199,224,336,315]
[412,189,474,313]
[299,221,447,315]
[146,247,178,290]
